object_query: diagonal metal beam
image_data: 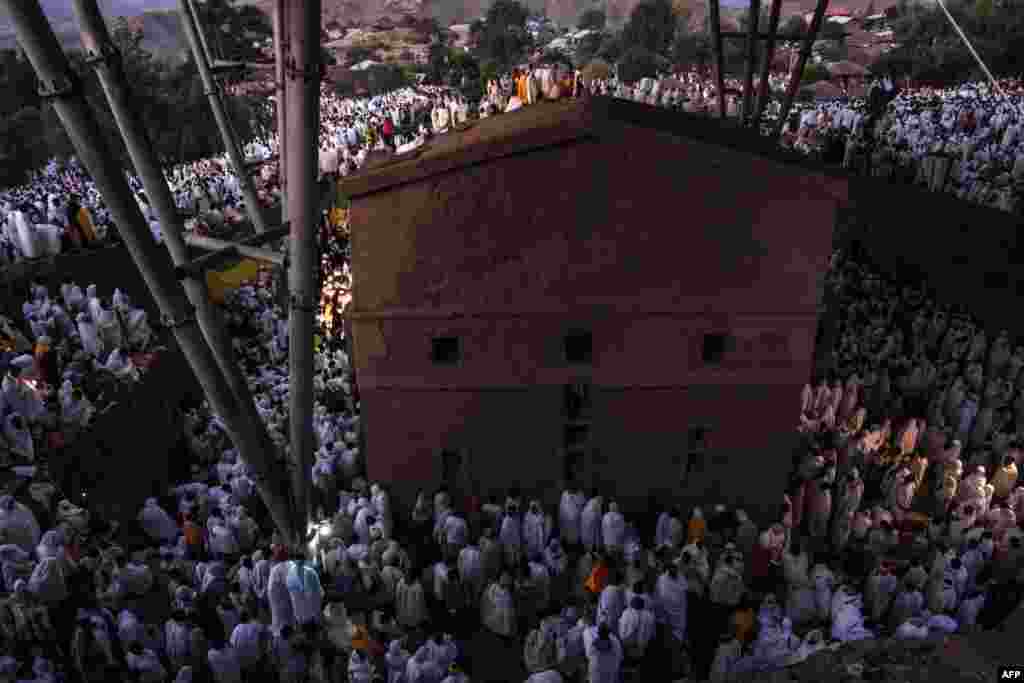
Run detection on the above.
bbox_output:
[8,0,300,547]
[182,232,287,267]
[753,0,784,129]
[178,0,270,234]
[773,0,830,142]
[708,0,727,120]
[742,0,761,123]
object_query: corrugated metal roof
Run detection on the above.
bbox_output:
[340,97,850,200]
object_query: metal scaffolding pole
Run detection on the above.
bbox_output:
[273,0,288,220]
[4,0,300,547]
[753,0,784,129]
[773,0,830,142]
[178,0,270,235]
[708,0,727,120]
[285,0,321,535]
[73,0,259,413]
[741,0,760,123]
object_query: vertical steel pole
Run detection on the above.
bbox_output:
[5,0,299,546]
[73,0,262,412]
[742,0,761,123]
[178,0,270,234]
[773,0,830,142]
[707,0,727,120]
[274,0,288,220]
[753,0,783,129]
[285,0,321,539]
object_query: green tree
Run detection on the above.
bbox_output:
[574,30,606,65]
[617,46,669,82]
[578,8,607,30]
[621,0,678,57]
[781,15,808,38]
[472,0,533,71]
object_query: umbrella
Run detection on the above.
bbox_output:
[800,80,845,100]
[827,61,869,78]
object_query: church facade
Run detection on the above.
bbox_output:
[341,97,849,522]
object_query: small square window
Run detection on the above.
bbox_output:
[564,329,592,365]
[431,336,461,364]
[564,424,590,450]
[702,333,732,365]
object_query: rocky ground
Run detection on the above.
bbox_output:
[718,616,1018,683]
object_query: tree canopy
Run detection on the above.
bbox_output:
[470,0,533,72]
[621,0,678,57]
[0,6,271,187]
[578,8,607,30]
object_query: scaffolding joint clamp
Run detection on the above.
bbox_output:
[161,307,198,330]
[289,294,317,313]
[38,73,81,101]
[84,43,123,68]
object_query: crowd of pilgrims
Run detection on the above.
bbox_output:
[0,83,467,267]
[0,278,156,470]
[478,65,1024,213]
[0,234,1024,683]
[3,73,1024,683]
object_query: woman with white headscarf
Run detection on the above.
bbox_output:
[138,498,178,545]
[385,638,410,683]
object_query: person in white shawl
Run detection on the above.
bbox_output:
[458,543,484,604]
[559,487,585,548]
[396,574,428,629]
[385,639,411,683]
[28,554,68,604]
[286,556,323,626]
[500,501,524,567]
[710,632,743,683]
[348,649,373,683]
[268,557,296,635]
[598,572,627,628]
[165,610,192,671]
[523,500,552,561]
[783,540,816,626]
[618,596,656,659]
[3,413,33,463]
[580,495,603,553]
[126,641,166,683]
[481,572,517,637]
[830,585,875,641]
[229,611,266,673]
[526,669,564,683]
[75,312,101,356]
[406,645,443,683]
[138,498,179,545]
[655,507,684,550]
[584,623,623,683]
[601,501,626,555]
[655,564,687,642]
[0,495,40,552]
[811,561,835,623]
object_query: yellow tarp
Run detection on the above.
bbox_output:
[206,258,262,304]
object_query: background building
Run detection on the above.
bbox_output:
[341,97,848,521]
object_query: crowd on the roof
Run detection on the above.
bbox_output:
[477,66,1024,213]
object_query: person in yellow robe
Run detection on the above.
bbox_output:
[75,205,98,244]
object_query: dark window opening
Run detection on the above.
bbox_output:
[564,382,592,421]
[564,424,590,451]
[984,271,1010,289]
[441,449,461,487]
[431,336,461,365]
[702,333,732,365]
[688,423,712,450]
[564,329,593,365]
[564,450,583,483]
